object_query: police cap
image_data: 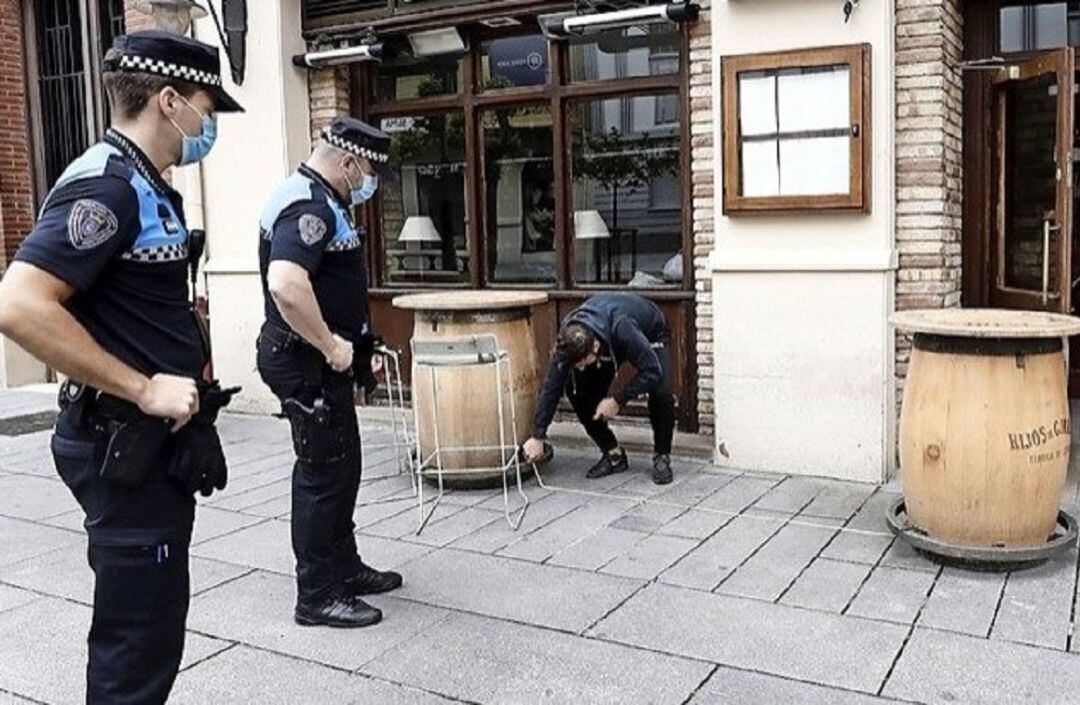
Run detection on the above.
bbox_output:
[322,117,395,181]
[104,30,244,113]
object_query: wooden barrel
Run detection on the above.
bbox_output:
[894,309,1080,549]
[394,291,547,488]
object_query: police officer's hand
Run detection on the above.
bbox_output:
[325,334,353,373]
[594,397,621,422]
[138,374,200,432]
[371,354,384,376]
[522,437,545,464]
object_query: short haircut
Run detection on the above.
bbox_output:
[555,323,596,365]
[102,48,200,120]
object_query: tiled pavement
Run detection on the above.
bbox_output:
[0,389,1079,704]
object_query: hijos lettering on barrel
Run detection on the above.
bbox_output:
[1006,417,1071,453]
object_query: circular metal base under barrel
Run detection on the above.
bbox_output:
[887,497,1078,572]
[417,442,553,490]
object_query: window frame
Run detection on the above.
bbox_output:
[357,21,693,293]
[721,43,872,215]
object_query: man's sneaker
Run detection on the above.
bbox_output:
[295,594,382,628]
[346,563,403,596]
[586,449,629,479]
[652,454,673,485]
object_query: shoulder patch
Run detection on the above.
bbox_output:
[298,213,327,246]
[67,199,119,250]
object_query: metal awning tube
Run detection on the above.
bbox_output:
[292,42,384,69]
[544,3,699,39]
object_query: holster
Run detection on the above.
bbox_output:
[281,396,355,465]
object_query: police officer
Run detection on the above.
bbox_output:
[0,31,242,703]
[256,117,402,628]
[522,293,677,485]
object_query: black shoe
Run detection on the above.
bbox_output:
[652,454,673,485]
[586,449,629,479]
[346,563,403,596]
[294,594,382,628]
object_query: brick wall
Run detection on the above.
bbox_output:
[309,68,351,146]
[0,0,35,269]
[894,0,964,391]
[690,0,714,434]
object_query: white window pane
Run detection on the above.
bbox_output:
[778,67,850,133]
[779,137,850,196]
[742,140,779,197]
[739,75,777,137]
[1034,4,1068,49]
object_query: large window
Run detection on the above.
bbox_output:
[363,23,689,290]
[26,0,126,195]
[1000,2,1080,53]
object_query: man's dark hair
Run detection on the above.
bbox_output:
[555,323,596,365]
[102,48,200,120]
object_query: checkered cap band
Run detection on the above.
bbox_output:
[117,54,221,87]
[322,130,389,163]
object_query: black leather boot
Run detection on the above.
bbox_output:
[652,453,673,485]
[346,563,403,596]
[294,594,382,628]
[586,448,629,479]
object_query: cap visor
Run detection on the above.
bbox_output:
[373,159,397,184]
[210,85,244,113]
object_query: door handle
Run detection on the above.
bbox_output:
[1043,216,1063,305]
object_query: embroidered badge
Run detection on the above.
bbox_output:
[298,213,327,246]
[67,199,119,250]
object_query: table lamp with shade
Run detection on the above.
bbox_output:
[398,216,442,275]
[573,210,611,282]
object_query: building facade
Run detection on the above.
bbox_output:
[4,0,1077,485]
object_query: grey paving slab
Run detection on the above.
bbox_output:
[356,533,435,572]
[698,475,781,514]
[396,548,643,632]
[717,520,839,601]
[0,517,78,568]
[780,558,874,613]
[170,645,456,705]
[846,565,938,625]
[0,585,38,615]
[656,506,734,540]
[450,491,583,554]
[37,508,85,533]
[191,505,268,545]
[801,482,876,520]
[883,627,1080,704]
[0,474,78,520]
[365,500,466,539]
[820,529,894,565]
[879,537,940,573]
[496,498,637,563]
[653,469,739,506]
[547,527,644,571]
[751,476,828,514]
[353,494,417,529]
[659,513,784,590]
[410,507,505,547]
[846,490,902,532]
[600,532,700,580]
[918,567,1006,637]
[590,583,909,693]
[362,611,711,705]
[0,688,38,703]
[211,477,292,513]
[192,519,294,575]
[691,666,905,704]
[188,570,450,671]
[609,501,687,534]
[991,549,1078,650]
[0,597,228,705]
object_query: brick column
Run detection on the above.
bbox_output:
[309,67,351,145]
[0,0,36,269]
[894,0,964,392]
[690,0,715,434]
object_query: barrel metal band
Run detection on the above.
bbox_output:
[912,333,1062,356]
[416,308,532,325]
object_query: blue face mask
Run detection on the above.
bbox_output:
[170,96,217,166]
[353,174,379,205]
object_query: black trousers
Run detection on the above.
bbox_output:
[52,408,194,705]
[566,345,676,456]
[257,327,364,604]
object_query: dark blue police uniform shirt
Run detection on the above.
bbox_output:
[14,130,206,378]
[258,164,370,344]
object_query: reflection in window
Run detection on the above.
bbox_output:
[375,55,463,102]
[1000,3,1080,53]
[482,105,555,284]
[379,113,469,284]
[570,94,681,287]
[481,35,550,90]
[568,23,680,83]
[737,65,851,198]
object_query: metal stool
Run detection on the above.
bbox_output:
[411,335,529,535]
[358,344,417,505]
